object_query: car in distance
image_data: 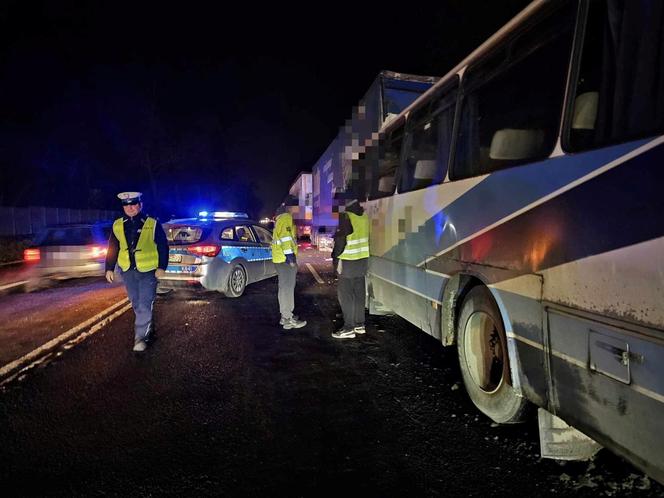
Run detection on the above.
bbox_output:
[23,222,112,286]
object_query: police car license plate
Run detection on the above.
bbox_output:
[166,265,197,273]
[169,254,182,263]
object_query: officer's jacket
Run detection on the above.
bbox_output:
[106,214,168,272]
[271,212,298,264]
[338,212,369,261]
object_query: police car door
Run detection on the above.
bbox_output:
[233,225,263,283]
[252,225,275,278]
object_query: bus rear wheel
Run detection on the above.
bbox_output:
[457,286,529,424]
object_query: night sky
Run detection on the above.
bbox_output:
[0,1,531,219]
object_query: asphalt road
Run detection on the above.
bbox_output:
[0,277,125,366]
[0,250,662,497]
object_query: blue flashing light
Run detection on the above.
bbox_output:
[212,211,248,219]
[197,211,248,219]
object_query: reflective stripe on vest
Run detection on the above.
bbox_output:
[271,213,298,263]
[112,217,159,272]
[339,212,369,260]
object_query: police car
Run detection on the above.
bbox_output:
[159,211,276,297]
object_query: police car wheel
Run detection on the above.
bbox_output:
[456,285,530,424]
[224,264,246,298]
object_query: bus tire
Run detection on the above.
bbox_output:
[223,264,247,298]
[457,285,529,424]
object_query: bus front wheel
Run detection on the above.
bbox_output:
[457,285,529,424]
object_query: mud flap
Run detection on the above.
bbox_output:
[367,279,393,315]
[538,408,602,460]
[369,296,393,316]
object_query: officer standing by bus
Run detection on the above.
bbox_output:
[331,198,370,339]
[271,197,307,330]
[105,192,169,352]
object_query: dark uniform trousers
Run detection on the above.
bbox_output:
[338,258,368,330]
[122,268,158,341]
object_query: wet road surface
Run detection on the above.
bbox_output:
[0,251,661,496]
[0,277,125,365]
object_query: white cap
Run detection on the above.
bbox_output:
[117,191,142,205]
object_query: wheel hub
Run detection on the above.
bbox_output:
[464,311,505,393]
[231,268,245,292]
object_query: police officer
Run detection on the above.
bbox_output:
[331,198,370,339]
[271,197,307,330]
[105,192,169,352]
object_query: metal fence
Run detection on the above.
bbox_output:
[0,206,117,236]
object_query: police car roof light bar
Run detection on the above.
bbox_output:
[198,211,248,219]
[214,211,248,219]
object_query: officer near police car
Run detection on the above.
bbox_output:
[105,192,169,352]
[271,197,307,330]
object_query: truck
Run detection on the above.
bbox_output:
[311,70,438,250]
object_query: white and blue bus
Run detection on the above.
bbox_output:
[358,0,664,483]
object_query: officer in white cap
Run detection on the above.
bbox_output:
[105,191,169,352]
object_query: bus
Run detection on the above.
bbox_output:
[356,0,664,484]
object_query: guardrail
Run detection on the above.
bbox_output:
[0,206,116,236]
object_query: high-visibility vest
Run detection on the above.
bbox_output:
[338,212,370,260]
[113,217,159,272]
[271,212,298,264]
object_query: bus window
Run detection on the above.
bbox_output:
[400,105,437,193]
[400,82,457,193]
[369,128,403,199]
[452,2,575,180]
[565,0,664,151]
